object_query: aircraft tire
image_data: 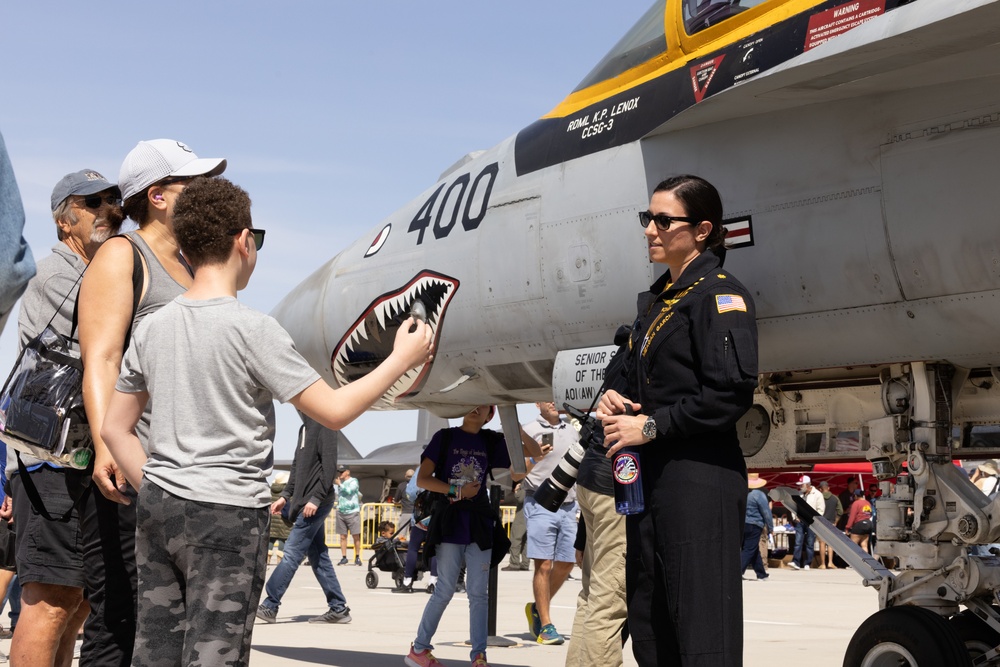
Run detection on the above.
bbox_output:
[950,608,1000,660]
[365,571,378,589]
[843,606,972,667]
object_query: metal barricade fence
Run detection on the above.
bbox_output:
[324,503,518,551]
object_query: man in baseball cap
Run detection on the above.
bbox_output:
[8,168,122,666]
[47,169,123,252]
[790,475,825,570]
[76,139,226,665]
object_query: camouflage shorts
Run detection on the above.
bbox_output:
[133,480,269,667]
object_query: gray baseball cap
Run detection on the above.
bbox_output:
[119,139,226,200]
[50,169,120,212]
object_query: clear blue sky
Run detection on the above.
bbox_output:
[0,1,652,460]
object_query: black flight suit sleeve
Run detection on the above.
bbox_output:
[651,282,758,440]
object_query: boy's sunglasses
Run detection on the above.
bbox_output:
[80,194,121,209]
[228,227,266,251]
[638,210,699,231]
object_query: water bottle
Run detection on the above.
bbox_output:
[612,407,644,515]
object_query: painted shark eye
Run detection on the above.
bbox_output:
[331,271,459,406]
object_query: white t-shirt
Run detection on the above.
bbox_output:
[117,296,320,507]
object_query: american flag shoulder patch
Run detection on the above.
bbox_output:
[716,294,747,313]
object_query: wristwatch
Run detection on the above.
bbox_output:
[642,416,658,440]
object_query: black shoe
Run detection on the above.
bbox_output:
[392,583,414,594]
[426,583,435,594]
[456,581,466,594]
[309,606,352,624]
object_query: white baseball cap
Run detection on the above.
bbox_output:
[119,139,226,200]
[797,475,811,486]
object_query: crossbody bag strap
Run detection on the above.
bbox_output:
[70,234,143,346]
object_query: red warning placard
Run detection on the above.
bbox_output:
[690,55,726,103]
[804,0,886,51]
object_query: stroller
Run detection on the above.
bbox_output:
[365,519,428,589]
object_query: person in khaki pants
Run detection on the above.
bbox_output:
[565,435,627,666]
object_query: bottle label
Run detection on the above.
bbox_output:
[613,452,640,485]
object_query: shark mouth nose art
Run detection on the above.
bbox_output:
[331,270,459,405]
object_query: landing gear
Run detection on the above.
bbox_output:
[844,607,971,667]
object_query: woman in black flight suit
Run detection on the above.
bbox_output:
[598,175,758,667]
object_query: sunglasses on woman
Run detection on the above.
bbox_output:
[228,228,266,251]
[639,210,699,231]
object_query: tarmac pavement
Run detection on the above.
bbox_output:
[247,554,878,667]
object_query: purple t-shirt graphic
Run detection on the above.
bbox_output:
[421,427,511,545]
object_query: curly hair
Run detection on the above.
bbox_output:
[653,175,727,250]
[173,177,252,267]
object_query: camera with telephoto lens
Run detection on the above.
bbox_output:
[531,404,606,512]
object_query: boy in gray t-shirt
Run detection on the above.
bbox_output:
[101,177,434,667]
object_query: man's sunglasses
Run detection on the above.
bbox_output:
[638,210,699,231]
[80,194,121,209]
[228,228,266,251]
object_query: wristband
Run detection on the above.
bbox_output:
[448,484,456,498]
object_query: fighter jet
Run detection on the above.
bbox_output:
[274,2,1000,662]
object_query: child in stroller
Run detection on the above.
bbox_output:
[366,520,418,589]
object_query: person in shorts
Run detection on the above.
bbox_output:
[521,400,579,645]
[8,168,122,667]
[335,467,363,565]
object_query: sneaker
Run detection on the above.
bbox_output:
[255,604,277,624]
[355,556,362,566]
[525,602,541,639]
[537,623,565,645]
[392,583,414,594]
[788,561,801,570]
[425,583,435,594]
[0,626,10,640]
[404,645,444,667]
[471,652,489,667]
[337,556,349,566]
[456,580,466,594]
[309,606,352,624]
[803,565,811,570]
[758,575,770,581]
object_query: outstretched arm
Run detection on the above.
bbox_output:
[291,317,433,430]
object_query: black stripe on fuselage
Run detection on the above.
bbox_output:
[514,0,910,177]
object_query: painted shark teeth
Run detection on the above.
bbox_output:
[331,271,459,407]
